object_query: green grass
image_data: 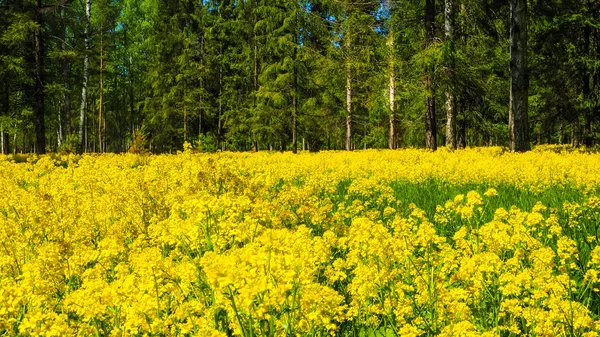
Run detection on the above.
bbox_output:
[317,177,596,241]
[389,178,588,221]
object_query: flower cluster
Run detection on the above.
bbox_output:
[1,148,600,336]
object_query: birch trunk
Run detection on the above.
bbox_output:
[78,0,91,153]
[199,33,205,137]
[218,50,223,149]
[509,0,530,152]
[345,24,352,151]
[346,65,352,151]
[57,108,63,148]
[444,0,456,150]
[292,83,298,153]
[388,32,395,149]
[252,16,258,152]
[98,31,104,152]
[13,124,17,155]
[292,9,299,154]
[252,33,258,151]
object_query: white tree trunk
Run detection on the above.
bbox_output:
[388,32,395,149]
[98,30,104,152]
[13,123,17,155]
[78,0,91,153]
[445,0,456,150]
[346,66,352,151]
[345,33,352,151]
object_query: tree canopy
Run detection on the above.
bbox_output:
[0,0,598,154]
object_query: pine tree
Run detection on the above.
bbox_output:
[509,0,530,152]
[424,0,437,150]
[78,0,91,152]
[2,0,600,153]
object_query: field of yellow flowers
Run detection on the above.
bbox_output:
[1,146,600,337]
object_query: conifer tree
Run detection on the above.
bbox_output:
[509,0,530,152]
[2,0,600,153]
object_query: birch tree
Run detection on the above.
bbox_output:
[388,30,395,149]
[444,0,456,150]
[78,0,91,153]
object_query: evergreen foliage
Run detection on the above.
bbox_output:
[0,0,598,153]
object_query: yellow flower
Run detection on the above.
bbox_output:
[1,148,600,336]
[484,188,498,197]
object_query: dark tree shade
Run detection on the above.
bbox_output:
[425,0,437,151]
[509,0,530,152]
[34,0,46,154]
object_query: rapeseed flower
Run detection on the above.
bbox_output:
[0,148,599,336]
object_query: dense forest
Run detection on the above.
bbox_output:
[0,0,598,154]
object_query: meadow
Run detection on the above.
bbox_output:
[1,146,600,337]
